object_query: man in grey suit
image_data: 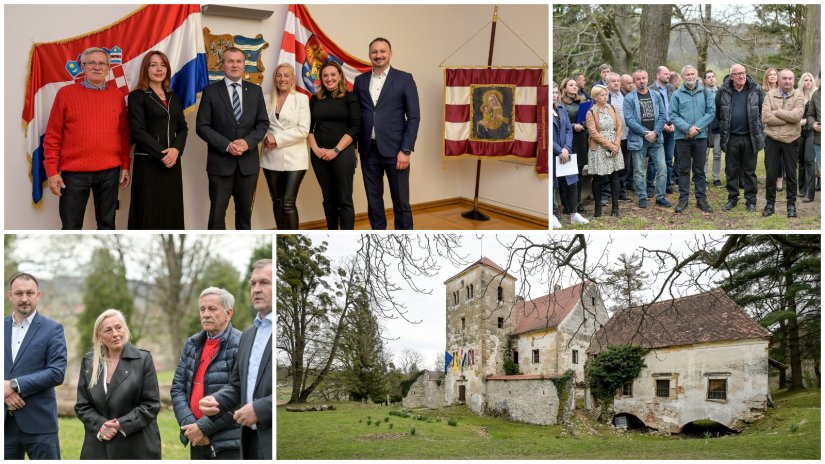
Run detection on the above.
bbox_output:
[196,47,269,230]
[200,259,272,459]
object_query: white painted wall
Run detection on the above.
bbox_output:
[614,339,771,432]
[5,4,548,230]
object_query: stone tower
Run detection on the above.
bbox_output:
[443,257,516,413]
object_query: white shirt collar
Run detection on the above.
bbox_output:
[12,310,37,326]
[224,76,243,87]
[371,66,391,78]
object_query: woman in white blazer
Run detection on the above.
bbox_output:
[261,63,311,230]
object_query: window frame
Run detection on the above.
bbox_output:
[532,349,540,364]
[707,378,727,401]
[572,349,579,365]
[622,381,633,397]
[655,379,670,398]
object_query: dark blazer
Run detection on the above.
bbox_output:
[354,67,420,157]
[211,322,272,459]
[4,312,67,434]
[75,343,161,459]
[170,324,242,453]
[196,79,269,176]
[127,88,188,159]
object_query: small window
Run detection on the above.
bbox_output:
[591,296,596,306]
[461,317,465,330]
[497,317,504,329]
[453,291,459,305]
[707,379,727,400]
[572,349,579,365]
[622,381,633,397]
[497,286,503,301]
[470,284,474,298]
[532,349,540,364]
[656,379,670,398]
[513,351,519,364]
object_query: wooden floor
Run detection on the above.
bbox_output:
[301,199,548,230]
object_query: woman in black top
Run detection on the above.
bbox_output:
[559,77,589,213]
[308,61,361,229]
[127,51,187,229]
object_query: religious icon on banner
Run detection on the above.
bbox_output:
[203,27,269,84]
[471,85,514,141]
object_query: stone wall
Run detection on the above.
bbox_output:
[485,378,560,425]
[403,372,446,409]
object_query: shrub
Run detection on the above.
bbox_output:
[586,345,648,400]
[503,357,520,375]
[789,423,800,433]
[448,419,458,426]
[384,416,390,422]
[366,419,372,425]
[389,423,394,429]
[410,426,416,435]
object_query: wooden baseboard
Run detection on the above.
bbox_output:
[300,197,548,230]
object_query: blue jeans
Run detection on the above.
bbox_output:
[816,144,821,175]
[632,143,666,201]
[663,130,675,186]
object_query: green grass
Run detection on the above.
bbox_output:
[59,408,189,460]
[277,389,820,459]
[562,149,821,230]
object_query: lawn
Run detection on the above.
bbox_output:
[276,388,820,459]
[560,150,821,230]
[58,408,189,460]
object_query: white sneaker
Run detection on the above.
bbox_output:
[552,215,563,229]
[570,213,590,225]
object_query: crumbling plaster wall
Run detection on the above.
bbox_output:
[485,378,560,425]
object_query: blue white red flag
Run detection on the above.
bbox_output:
[22,4,208,204]
[278,4,371,96]
[444,351,453,375]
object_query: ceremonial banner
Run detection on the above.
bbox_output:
[444,351,453,375]
[535,84,549,174]
[443,67,544,159]
[278,4,371,96]
[22,4,208,204]
[203,28,269,85]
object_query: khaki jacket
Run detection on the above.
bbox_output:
[585,104,623,152]
[762,88,805,143]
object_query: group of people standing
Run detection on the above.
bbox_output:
[4,260,272,460]
[552,62,821,227]
[44,37,420,231]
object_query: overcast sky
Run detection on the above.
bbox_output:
[305,232,728,370]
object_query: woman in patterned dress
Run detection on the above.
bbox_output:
[585,85,624,217]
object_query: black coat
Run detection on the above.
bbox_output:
[75,343,161,459]
[170,324,242,453]
[715,75,766,153]
[127,88,187,159]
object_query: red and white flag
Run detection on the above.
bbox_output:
[278,4,371,96]
[444,67,544,159]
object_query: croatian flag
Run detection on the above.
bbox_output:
[22,4,208,204]
[444,67,545,159]
[278,4,371,96]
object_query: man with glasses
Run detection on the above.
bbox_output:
[43,47,131,229]
[715,64,765,213]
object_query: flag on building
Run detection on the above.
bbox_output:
[22,4,208,204]
[444,351,453,375]
[443,67,545,160]
[278,4,371,96]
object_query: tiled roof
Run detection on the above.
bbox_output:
[589,288,772,353]
[512,282,588,335]
[443,257,515,283]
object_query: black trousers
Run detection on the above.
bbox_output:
[765,137,799,205]
[557,176,579,214]
[189,444,240,460]
[4,414,61,460]
[241,426,269,459]
[58,166,120,230]
[675,138,709,202]
[592,171,620,214]
[724,134,758,205]
[263,168,306,230]
[311,149,355,230]
[798,130,816,200]
[207,169,259,230]
[361,141,413,230]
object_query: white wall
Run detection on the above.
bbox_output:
[4,4,549,230]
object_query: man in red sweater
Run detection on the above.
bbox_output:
[43,47,131,229]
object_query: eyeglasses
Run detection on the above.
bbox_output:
[731,72,746,77]
[83,61,109,69]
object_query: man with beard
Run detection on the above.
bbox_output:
[4,273,68,459]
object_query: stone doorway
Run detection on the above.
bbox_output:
[458,385,466,402]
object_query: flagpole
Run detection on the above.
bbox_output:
[460,5,498,222]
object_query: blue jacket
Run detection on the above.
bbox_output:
[4,312,67,434]
[354,67,420,157]
[171,323,242,453]
[623,89,666,151]
[553,103,573,155]
[669,82,716,140]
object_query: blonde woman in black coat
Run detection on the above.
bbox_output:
[75,309,161,459]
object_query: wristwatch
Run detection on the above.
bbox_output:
[10,378,19,392]
[401,149,412,155]
[333,147,341,154]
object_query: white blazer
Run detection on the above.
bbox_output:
[261,91,311,171]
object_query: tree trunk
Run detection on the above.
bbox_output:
[783,255,805,390]
[802,4,821,74]
[777,321,788,389]
[696,5,712,76]
[814,359,821,388]
[638,5,672,77]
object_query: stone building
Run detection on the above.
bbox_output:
[588,289,772,433]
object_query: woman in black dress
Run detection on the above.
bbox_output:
[308,61,361,229]
[127,51,187,229]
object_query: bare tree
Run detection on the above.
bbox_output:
[638,5,672,77]
[398,348,425,375]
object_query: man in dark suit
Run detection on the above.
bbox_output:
[200,259,272,459]
[4,273,68,460]
[196,47,269,230]
[355,37,420,230]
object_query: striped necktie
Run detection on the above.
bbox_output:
[231,83,242,122]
